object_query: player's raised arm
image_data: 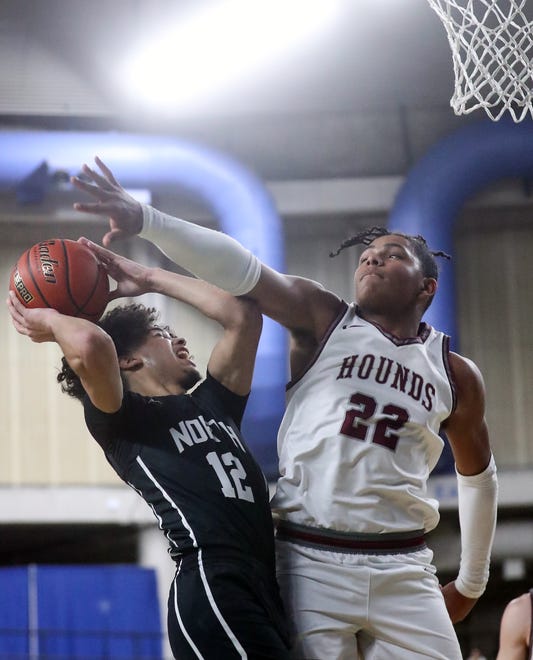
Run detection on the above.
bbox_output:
[72,158,343,342]
[79,238,262,395]
[7,291,122,413]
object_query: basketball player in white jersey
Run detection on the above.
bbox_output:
[72,158,498,660]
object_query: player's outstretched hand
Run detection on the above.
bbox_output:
[78,237,152,301]
[440,581,478,623]
[71,156,143,247]
[6,291,59,343]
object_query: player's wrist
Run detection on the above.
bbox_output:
[455,576,485,599]
[144,266,166,293]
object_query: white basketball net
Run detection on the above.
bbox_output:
[427,0,533,121]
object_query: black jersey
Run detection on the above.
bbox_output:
[84,373,276,568]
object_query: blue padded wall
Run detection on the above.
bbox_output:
[0,565,162,659]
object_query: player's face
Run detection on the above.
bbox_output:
[354,235,426,314]
[142,326,201,391]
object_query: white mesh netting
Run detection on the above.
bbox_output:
[427,0,533,121]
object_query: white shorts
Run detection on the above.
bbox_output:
[275,540,462,660]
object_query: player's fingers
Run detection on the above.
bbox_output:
[76,201,125,217]
[102,228,126,247]
[7,290,26,318]
[73,202,120,217]
[6,296,21,323]
[78,237,116,265]
[70,176,97,194]
[7,303,31,333]
[94,156,119,186]
[82,163,116,190]
[73,202,101,214]
[10,318,29,335]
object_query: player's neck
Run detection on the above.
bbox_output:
[357,306,422,339]
[127,373,186,397]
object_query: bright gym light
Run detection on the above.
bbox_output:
[119,0,340,111]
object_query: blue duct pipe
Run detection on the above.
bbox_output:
[389,118,533,348]
[0,130,286,477]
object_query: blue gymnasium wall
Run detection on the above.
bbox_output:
[0,565,162,659]
[0,131,286,478]
[389,117,533,474]
[389,117,533,347]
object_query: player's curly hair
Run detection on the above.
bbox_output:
[57,303,161,401]
[329,226,450,280]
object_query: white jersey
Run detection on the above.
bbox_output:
[271,302,456,535]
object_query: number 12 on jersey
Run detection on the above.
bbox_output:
[206,451,255,502]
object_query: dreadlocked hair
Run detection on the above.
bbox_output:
[329,225,450,280]
[57,303,161,401]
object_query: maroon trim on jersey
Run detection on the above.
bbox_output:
[277,521,427,555]
[355,305,432,346]
[286,300,349,391]
[442,335,458,415]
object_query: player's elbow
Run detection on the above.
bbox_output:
[65,325,115,376]
[230,297,263,336]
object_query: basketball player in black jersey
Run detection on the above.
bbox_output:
[7,243,290,660]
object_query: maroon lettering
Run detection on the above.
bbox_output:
[391,364,410,392]
[337,355,358,380]
[335,353,440,415]
[422,383,435,411]
[408,372,423,401]
[375,356,393,383]
[357,354,374,379]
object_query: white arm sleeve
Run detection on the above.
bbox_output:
[140,205,262,296]
[455,454,498,599]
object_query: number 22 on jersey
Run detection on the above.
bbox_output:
[339,392,409,451]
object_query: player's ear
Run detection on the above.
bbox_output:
[119,355,143,372]
[418,278,437,307]
[420,277,437,297]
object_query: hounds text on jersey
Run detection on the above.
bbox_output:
[336,353,436,412]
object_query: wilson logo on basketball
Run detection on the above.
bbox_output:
[12,270,34,303]
[38,242,59,284]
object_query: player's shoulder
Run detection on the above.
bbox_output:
[191,373,248,421]
[448,351,485,389]
[84,389,172,426]
[444,352,487,426]
[505,592,532,615]
[500,592,532,639]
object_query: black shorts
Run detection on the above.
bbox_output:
[167,550,291,659]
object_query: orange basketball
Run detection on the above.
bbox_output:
[9,238,110,322]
